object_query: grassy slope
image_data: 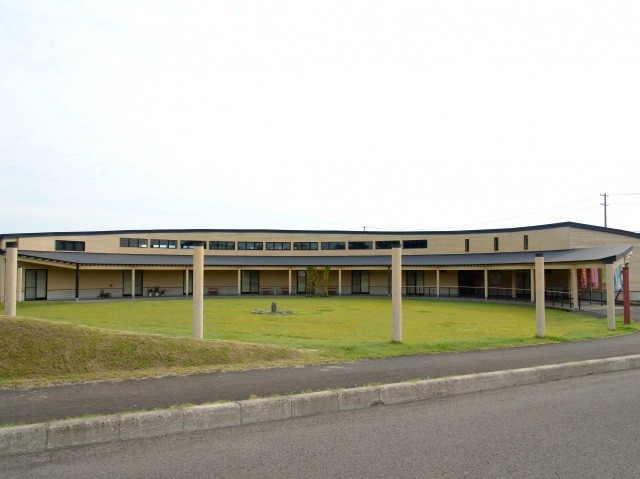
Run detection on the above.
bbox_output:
[12,297,638,361]
[0,316,314,387]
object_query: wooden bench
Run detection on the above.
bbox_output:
[208,287,218,296]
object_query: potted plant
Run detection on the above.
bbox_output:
[147,287,154,297]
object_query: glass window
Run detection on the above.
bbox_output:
[151,239,177,249]
[494,237,499,252]
[524,235,529,250]
[465,238,470,252]
[376,240,401,249]
[403,239,428,249]
[55,240,85,251]
[348,241,373,250]
[293,242,318,250]
[266,242,291,250]
[321,242,346,250]
[180,240,204,249]
[120,238,148,248]
[238,242,263,250]
[209,241,235,250]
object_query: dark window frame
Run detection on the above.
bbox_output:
[465,238,470,253]
[376,240,401,250]
[266,242,292,251]
[321,241,346,251]
[150,239,177,249]
[55,240,85,251]
[348,241,373,250]
[120,237,148,248]
[293,242,318,251]
[238,242,264,251]
[403,239,428,249]
[494,237,499,252]
[524,235,529,250]
[209,241,235,250]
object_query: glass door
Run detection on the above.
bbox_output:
[123,270,143,297]
[25,269,47,300]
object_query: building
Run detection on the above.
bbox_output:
[0,222,637,305]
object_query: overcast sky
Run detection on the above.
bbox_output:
[1,0,639,235]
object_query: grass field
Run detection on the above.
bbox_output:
[9,296,637,362]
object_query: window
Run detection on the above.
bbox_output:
[494,237,499,252]
[403,239,428,249]
[120,238,148,248]
[321,242,346,250]
[376,240,401,250]
[293,242,318,251]
[238,242,263,250]
[465,238,470,252]
[348,241,373,250]
[266,242,291,250]
[180,240,204,249]
[150,239,177,249]
[351,270,370,294]
[55,240,85,251]
[524,235,529,250]
[209,241,235,250]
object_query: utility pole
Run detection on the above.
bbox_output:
[600,193,609,228]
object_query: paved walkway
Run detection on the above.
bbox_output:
[1,332,639,426]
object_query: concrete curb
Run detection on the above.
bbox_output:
[2,354,640,456]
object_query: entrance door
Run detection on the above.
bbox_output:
[241,270,260,294]
[25,269,47,300]
[406,270,424,296]
[123,270,143,297]
[458,271,477,297]
[297,270,306,294]
[516,270,531,298]
[352,270,370,294]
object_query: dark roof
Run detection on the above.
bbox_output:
[17,245,633,268]
[2,221,640,239]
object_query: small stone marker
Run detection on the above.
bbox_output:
[271,302,277,314]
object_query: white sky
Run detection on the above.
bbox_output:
[1,0,639,234]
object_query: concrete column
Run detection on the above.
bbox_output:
[530,268,535,303]
[0,256,5,301]
[184,269,189,296]
[338,270,342,296]
[237,270,241,296]
[391,246,402,343]
[75,265,80,302]
[484,269,489,299]
[131,268,136,299]
[16,268,23,301]
[606,263,616,331]
[511,271,517,299]
[570,267,578,310]
[4,242,18,316]
[535,254,545,338]
[192,245,204,339]
[288,269,292,295]
[436,270,440,298]
[623,265,631,325]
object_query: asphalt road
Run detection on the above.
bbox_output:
[1,333,639,425]
[3,368,639,479]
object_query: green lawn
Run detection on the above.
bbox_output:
[11,296,637,361]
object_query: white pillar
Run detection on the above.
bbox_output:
[530,268,535,302]
[288,269,292,295]
[131,268,136,299]
[511,271,517,299]
[4,242,18,316]
[436,270,440,298]
[192,245,204,339]
[338,270,342,295]
[16,268,23,301]
[535,254,545,338]
[570,267,578,310]
[237,269,241,296]
[606,263,616,331]
[0,256,5,301]
[484,269,489,299]
[184,269,190,296]
[392,246,402,343]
